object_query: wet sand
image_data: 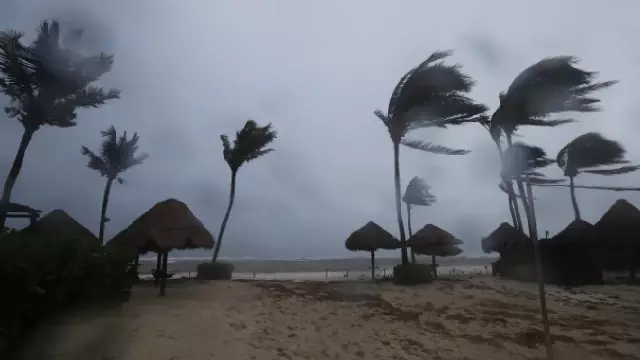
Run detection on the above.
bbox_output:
[15,277,640,360]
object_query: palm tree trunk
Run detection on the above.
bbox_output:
[508,196,520,230]
[98,177,114,244]
[506,181,524,231]
[370,250,376,281]
[0,130,35,230]
[525,176,554,360]
[569,176,581,221]
[393,142,409,265]
[212,170,237,262]
[431,255,438,279]
[505,134,526,232]
[406,203,416,263]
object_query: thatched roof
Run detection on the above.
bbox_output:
[345,221,400,252]
[108,199,215,252]
[595,199,640,232]
[22,209,97,241]
[413,244,463,257]
[407,224,463,248]
[481,222,530,253]
[550,220,594,244]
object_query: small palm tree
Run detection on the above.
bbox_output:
[81,126,148,243]
[211,120,277,262]
[557,132,638,221]
[376,50,486,265]
[491,56,616,236]
[402,176,436,263]
[0,20,120,229]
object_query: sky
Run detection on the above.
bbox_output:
[1,1,640,258]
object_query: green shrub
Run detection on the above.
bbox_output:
[0,231,133,356]
[392,263,433,285]
[196,261,234,280]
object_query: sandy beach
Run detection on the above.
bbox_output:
[14,276,640,360]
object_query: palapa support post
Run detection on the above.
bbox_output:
[431,255,437,279]
[370,250,376,281]
[154,251,162,287]
[160,249,168,296]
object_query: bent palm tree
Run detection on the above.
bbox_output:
[211,120,277,263]
[502,142,557,360]
[376,50,486,264]
[557,132,639,221]
[0,20,120,229]
[403,176,436,263]
[81,126,148,243]
[491,56,616,235]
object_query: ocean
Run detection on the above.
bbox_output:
[137,255,496,281]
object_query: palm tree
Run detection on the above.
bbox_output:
[81,126,148,243]
[501,142,556,360]
[557,132,638,221]
[0,20,119,229]
[402,176,436,263]
[376,50,486,265]
[211,120,277,263]
[491,56,616,236]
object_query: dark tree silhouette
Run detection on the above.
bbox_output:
[557,132,639,221]
[376,50,486,265]
[402,176,436,263]
[81,126,148,243]
[0,20,120,229]
[211,120,277,263]
[491,56,616,237]
[501,142,558,360]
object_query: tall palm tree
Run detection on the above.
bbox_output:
[501,142,556,360]
[81,126,148,243]
[376,50,486,265]
[0,20,119,229]
[557,132,638,221]
[402,176,436,263]
[491,56,616,236]
[211,120,277,263]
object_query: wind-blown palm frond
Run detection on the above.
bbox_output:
[82,125,148,180]
[401,139,469,155]
[381,50,487,143]
[222,120,277,172]
[557,132,637,177]
[492,56,616,135]
[403,176,437,206]
[502,142,554,178]
[0,20,120,132]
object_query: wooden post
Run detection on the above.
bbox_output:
[431,255,438,279]
[160,250,168,296]
[370,250,376,281]
[154,251,161,287]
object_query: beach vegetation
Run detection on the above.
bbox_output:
[392,263,433,285]
[197,261,235,280]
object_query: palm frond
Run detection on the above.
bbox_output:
[374,109,392,128]
[403,176,437,206]
[83,126,147,179]
[80,145,108,176]
[583,165,640,176]
[223,120,277,171]
[526,176,566,185]
[401,139,469,155]
[502,142,554,179]
[557,132,631,176]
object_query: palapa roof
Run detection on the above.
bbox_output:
[108,198,215,252]
[345,221,400,252]
[549,219,594,244]
[22,209,98,241]
[595,199,640,232]
[407,224,463,248]
[413,244,463,257]
[481,222,530,253]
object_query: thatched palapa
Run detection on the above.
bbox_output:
[345,221,400,280]
[540,220,602,286]
[22,209,98,242]
[482,222,534,281]
[481,222,529,254]
[407,224,463,278]
[594,199,640,279]
[108,198,215,296]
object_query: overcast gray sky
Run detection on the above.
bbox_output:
[2,1,639,258]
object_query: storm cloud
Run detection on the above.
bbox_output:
[1,0,639,258]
